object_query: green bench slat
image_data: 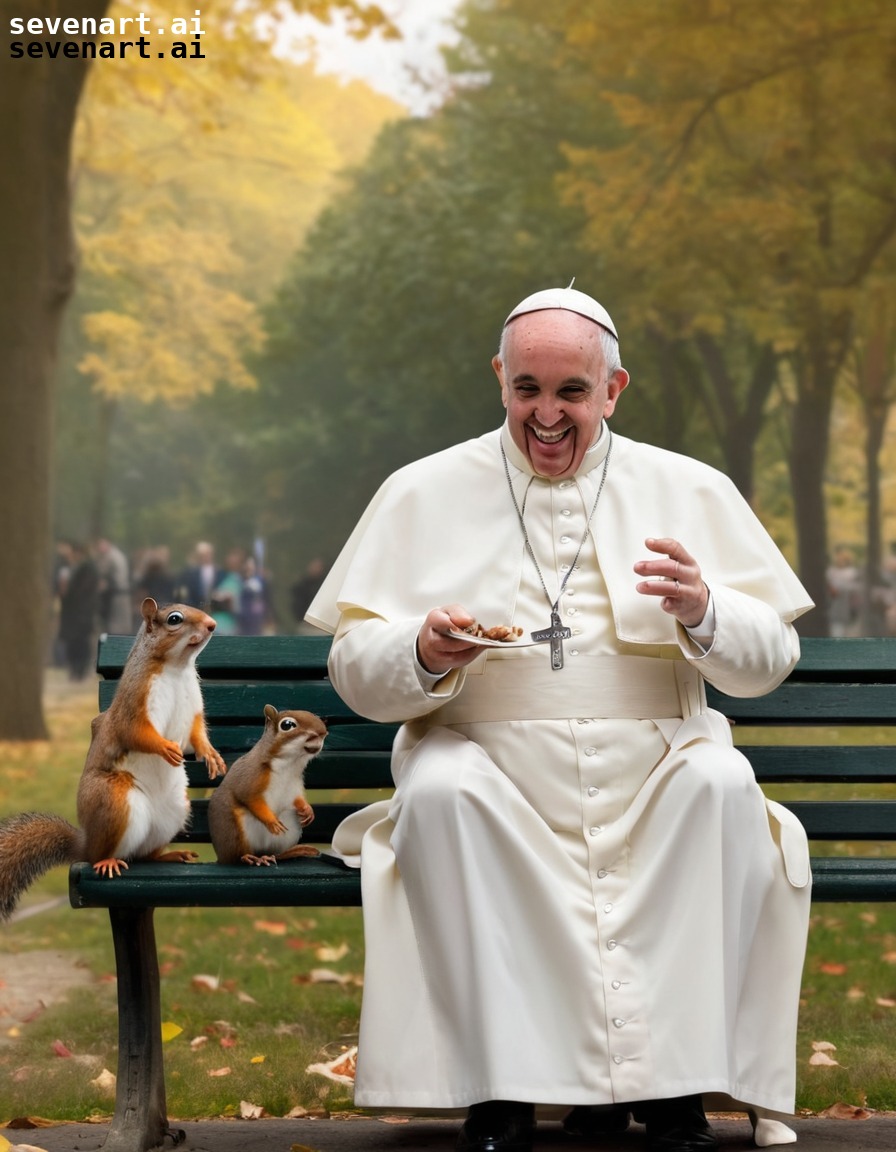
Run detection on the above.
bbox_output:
[808,857,896,902]
[98,679,359,719]
[707,682,896,724]
[783,800,896,839]
[69,857,361,909]
[96,633,333,678]
[745,745,896,783]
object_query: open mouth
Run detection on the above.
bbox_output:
[529,425,570,445]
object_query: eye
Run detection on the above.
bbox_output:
[279,718,298,732]
[166,611,184,626]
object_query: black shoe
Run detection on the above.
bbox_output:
[641,1095,717,1152]
[562,1104,631,1138]
[456,1101,535,1152]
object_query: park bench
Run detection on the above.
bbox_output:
[69,633,896,1152]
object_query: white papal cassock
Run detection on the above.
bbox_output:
[306,422,814,1139]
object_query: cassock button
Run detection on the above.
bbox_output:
[560,535,572,544]
[568,606,578,616]
[597,869,609,879]
[561,508,571,517]
[607,939,618,950]
[613,1018,626,1028]
[613,1054,624,1065]
[604,903,613,913]
[611,980,622,990]
[587,785,600,796]
[585,747,597,756]
[589,826,603,836]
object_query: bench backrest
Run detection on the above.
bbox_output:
[96,633,896,857]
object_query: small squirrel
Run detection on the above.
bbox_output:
[0,598,226,921]
[208,704,327,866]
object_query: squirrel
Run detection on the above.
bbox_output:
[0,598,226,921]
[208,704,327,866]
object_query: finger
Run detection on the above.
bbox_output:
[645,537,697,567]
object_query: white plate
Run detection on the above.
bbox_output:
[447,629,539,649]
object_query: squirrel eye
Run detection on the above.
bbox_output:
[279,718,298,732]
[166,611,184,626]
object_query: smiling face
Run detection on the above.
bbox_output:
[493,309,629,478]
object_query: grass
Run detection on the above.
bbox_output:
[1,672,895,1121]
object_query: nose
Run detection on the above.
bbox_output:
[534,398,563,427]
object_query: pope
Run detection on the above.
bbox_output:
[307,286,815,1152]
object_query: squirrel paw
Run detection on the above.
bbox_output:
[93,858,129,878]
[241,853,277,867]
[160,739,185,766]
[297,805,315,827]
[203,747,227,779]
[265,819,289,836]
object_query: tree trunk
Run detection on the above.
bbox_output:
[0,3,108,738]
[788,322,850,638]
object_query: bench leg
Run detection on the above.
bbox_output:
[102,907,185,1152]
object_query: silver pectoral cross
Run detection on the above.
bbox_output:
[531,610,572,671]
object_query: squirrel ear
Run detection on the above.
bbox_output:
[263,704,278,726]
[141,598,158,629]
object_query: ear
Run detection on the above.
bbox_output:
[263,704,278,727]
[492,354,509,409]
[141,598,158,630]
[603,368,630,419]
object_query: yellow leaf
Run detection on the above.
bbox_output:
[0,1135,10,1152]
[161,1022,183,1043]
[250,1054,266,1064]
[315,942,349,962]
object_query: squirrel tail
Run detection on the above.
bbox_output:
[0,812,82,922]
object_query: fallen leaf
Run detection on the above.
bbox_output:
[882,951,896,964]
[51,1040,73,1058]
[811,1040,838,1051]
[237,991,259,1004]
[306,1046,358,1085]
[207,1067,231,1077]
[846,986,865,1000]
[818,1103,872,1120]
[819,962,847,976]
[220,1036,238,1049]
[289,1145,320,1152]
[875,997,896,1007]
[161,1022,183,1043]
[302,968,355,986]
[809,1052,840,1066]
[239,1100,266,1119]
[377,1116,411,1124]
[250,1055,265,1064]
[254,920,287,936]
[285,1106,309,1119]
[0,1136,9,1152]
[315,943,349,962]
[89,1069,116,1097]
[190,1036,208,1051]
[191,974,220,992]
